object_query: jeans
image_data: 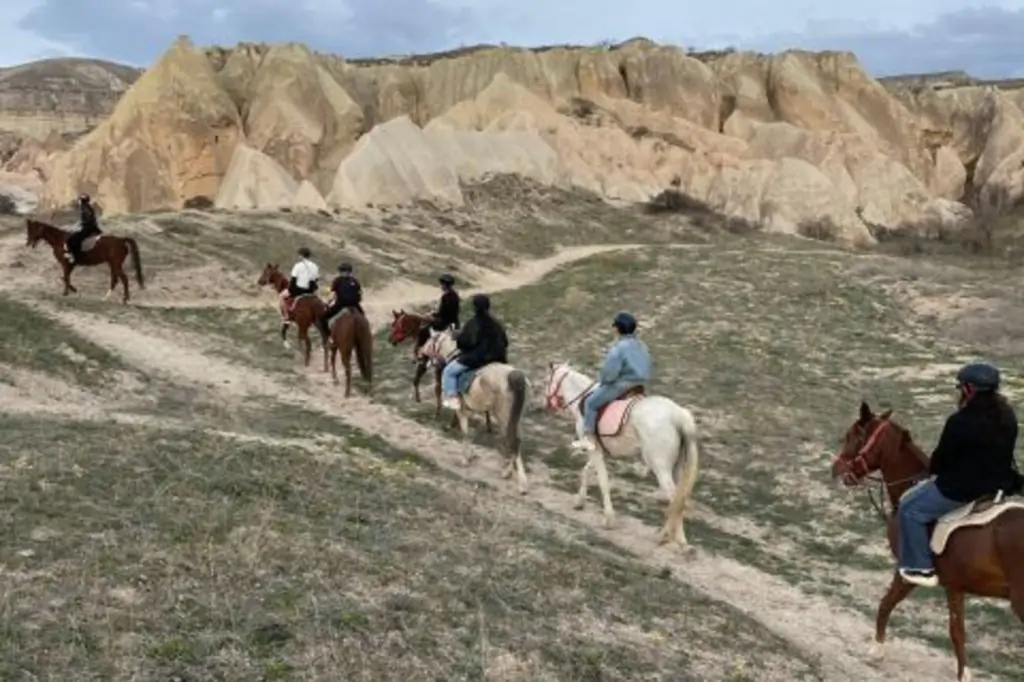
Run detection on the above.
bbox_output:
[582,384,627,434]
[897,479,962,571]
[442,360,469,397]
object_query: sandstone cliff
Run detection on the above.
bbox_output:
[24,36,1024,244]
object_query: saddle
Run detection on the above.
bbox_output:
[927,490,1024,554]
[580,386,646,438]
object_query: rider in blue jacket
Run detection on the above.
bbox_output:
[572,312,651,452]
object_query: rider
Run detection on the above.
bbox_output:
[896,362,1022,587]
[286,247,320,299]
[415,273,461,359]
[440,293,507,410]
[319,262,364,334]
[571,312,652,452]
[65,193,102,264]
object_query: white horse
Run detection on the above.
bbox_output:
[420,329,530,494]
[543,361,700,546]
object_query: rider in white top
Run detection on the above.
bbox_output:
[285,247,320,299]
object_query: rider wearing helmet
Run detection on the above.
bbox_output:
[65,193,102,264]
[416,273,461,356]
[319,261,364,334]
[571,312,652,452]
[896,362,1022,587]
[440,293,507,410]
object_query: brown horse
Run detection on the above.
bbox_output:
[388,309,491,432]
[329,308,373,397]
[25,218,144,303]
[257,263,329,370]
[831,401,1024,681]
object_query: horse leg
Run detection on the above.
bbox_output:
[457,409,475,467]
[574,458,593,510]
[299,322,312,367]
[330,343,338,385]
[113,262,129,303]
[413,360,427,402]
[485,411,493,433]
[433,366,443,418]
[870,570,916,660]
[104,263,117,301]
[320,327,329,373]
[342,343,353,397]
[945,589,970,681]
[61,264,75,295]
[280,322,290,348]
[590,449,616,529]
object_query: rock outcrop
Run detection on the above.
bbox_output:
[15,36,1024,243]
[214,144,298,210]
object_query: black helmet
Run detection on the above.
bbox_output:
[338,262,353,273]
[78,193,91,205]
[612,311,637,334]
[471,293,490,313]
[956,363,1000,392]
[439,273,455,286]
[297,247,312,258]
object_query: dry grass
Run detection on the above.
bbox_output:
[3,181,1024,679]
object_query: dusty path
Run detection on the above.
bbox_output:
[36,303,981,682]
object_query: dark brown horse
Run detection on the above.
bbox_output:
[257,263,329,370]
[388,309,491,431]
[25,218,144,303]
[831,401,1024,681]
[329,308,373,397]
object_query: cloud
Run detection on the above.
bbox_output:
[9,0,1024,79]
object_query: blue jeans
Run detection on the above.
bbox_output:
[897,480,962,571]
[442,360,469,397]
[583,384,628,434]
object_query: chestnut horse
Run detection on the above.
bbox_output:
[329,308,373,397]
[25,218,144,303]
[831,401,1024,681]
[257,263,329,370]
[388,309,491,432]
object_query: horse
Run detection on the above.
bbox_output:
[831,401,1024,682]
[387,309,493,433]
[257,263,329,370]
[25,218,144,303]
[543,361,700,545]
[329,308,373,397]
[419,329,529,494]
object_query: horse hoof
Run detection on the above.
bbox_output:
[501,467,513,480]
[959,667,972,682]
[572,496,586,510]
[867,642,884,662]
[602,514,616,530]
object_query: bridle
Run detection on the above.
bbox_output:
[835,417,927,521]
[544,366,595,413]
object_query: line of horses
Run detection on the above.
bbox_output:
[23,217,1024,680]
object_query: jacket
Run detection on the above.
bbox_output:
[598,336,651,391]
[79,204,100,235]
[331,275,362,308]
[930,394,1022,502]
[455,312,508,370]
[432,290,461,330]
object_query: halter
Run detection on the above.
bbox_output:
[544,366,595,413]
[836,416,928,521]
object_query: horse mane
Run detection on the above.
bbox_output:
[887,417,931,469]
[27,218,66,234]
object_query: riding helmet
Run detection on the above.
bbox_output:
[439,273,455,286]
[471,293,490,313]
[612,312,638,334]
[956,362,1000,392]
[297,246,312,258]
[338,262,353,273]
[78,193,91,205]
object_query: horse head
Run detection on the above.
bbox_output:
[388,309,420,345]
[831,401,928,500]
[543,361,583,413]
[257,262,280,287]
[25,218,44,247]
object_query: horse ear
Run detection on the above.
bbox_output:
[392,309,399,318]
[880,409,893,420]
[859,401,873,423]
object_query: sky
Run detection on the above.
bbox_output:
[2,0,1024,78]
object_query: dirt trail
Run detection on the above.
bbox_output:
[38,305,979,682]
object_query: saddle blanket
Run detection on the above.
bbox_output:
[596,395,644,437]
[928,491,1024,554]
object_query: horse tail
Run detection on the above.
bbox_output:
[505,369,528,456]
[125,238,145,289]
[663,404,700,541]
[354,314,373,383]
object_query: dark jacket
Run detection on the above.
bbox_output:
[455,312,508,370]
[79,203,100,235]
[432,290,460,330]
[331,275,362,308]
[930,393,1022,502]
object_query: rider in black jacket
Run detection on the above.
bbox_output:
[318,262,364,334]
[416,274,461,354]
[66,194,102,264]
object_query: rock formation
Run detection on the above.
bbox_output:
[10,36,1024,244]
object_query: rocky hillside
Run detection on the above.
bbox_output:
[8,37,1024,244]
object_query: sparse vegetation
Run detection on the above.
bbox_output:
[0,193,17,215]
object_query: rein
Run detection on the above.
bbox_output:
[841,418,928,522]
